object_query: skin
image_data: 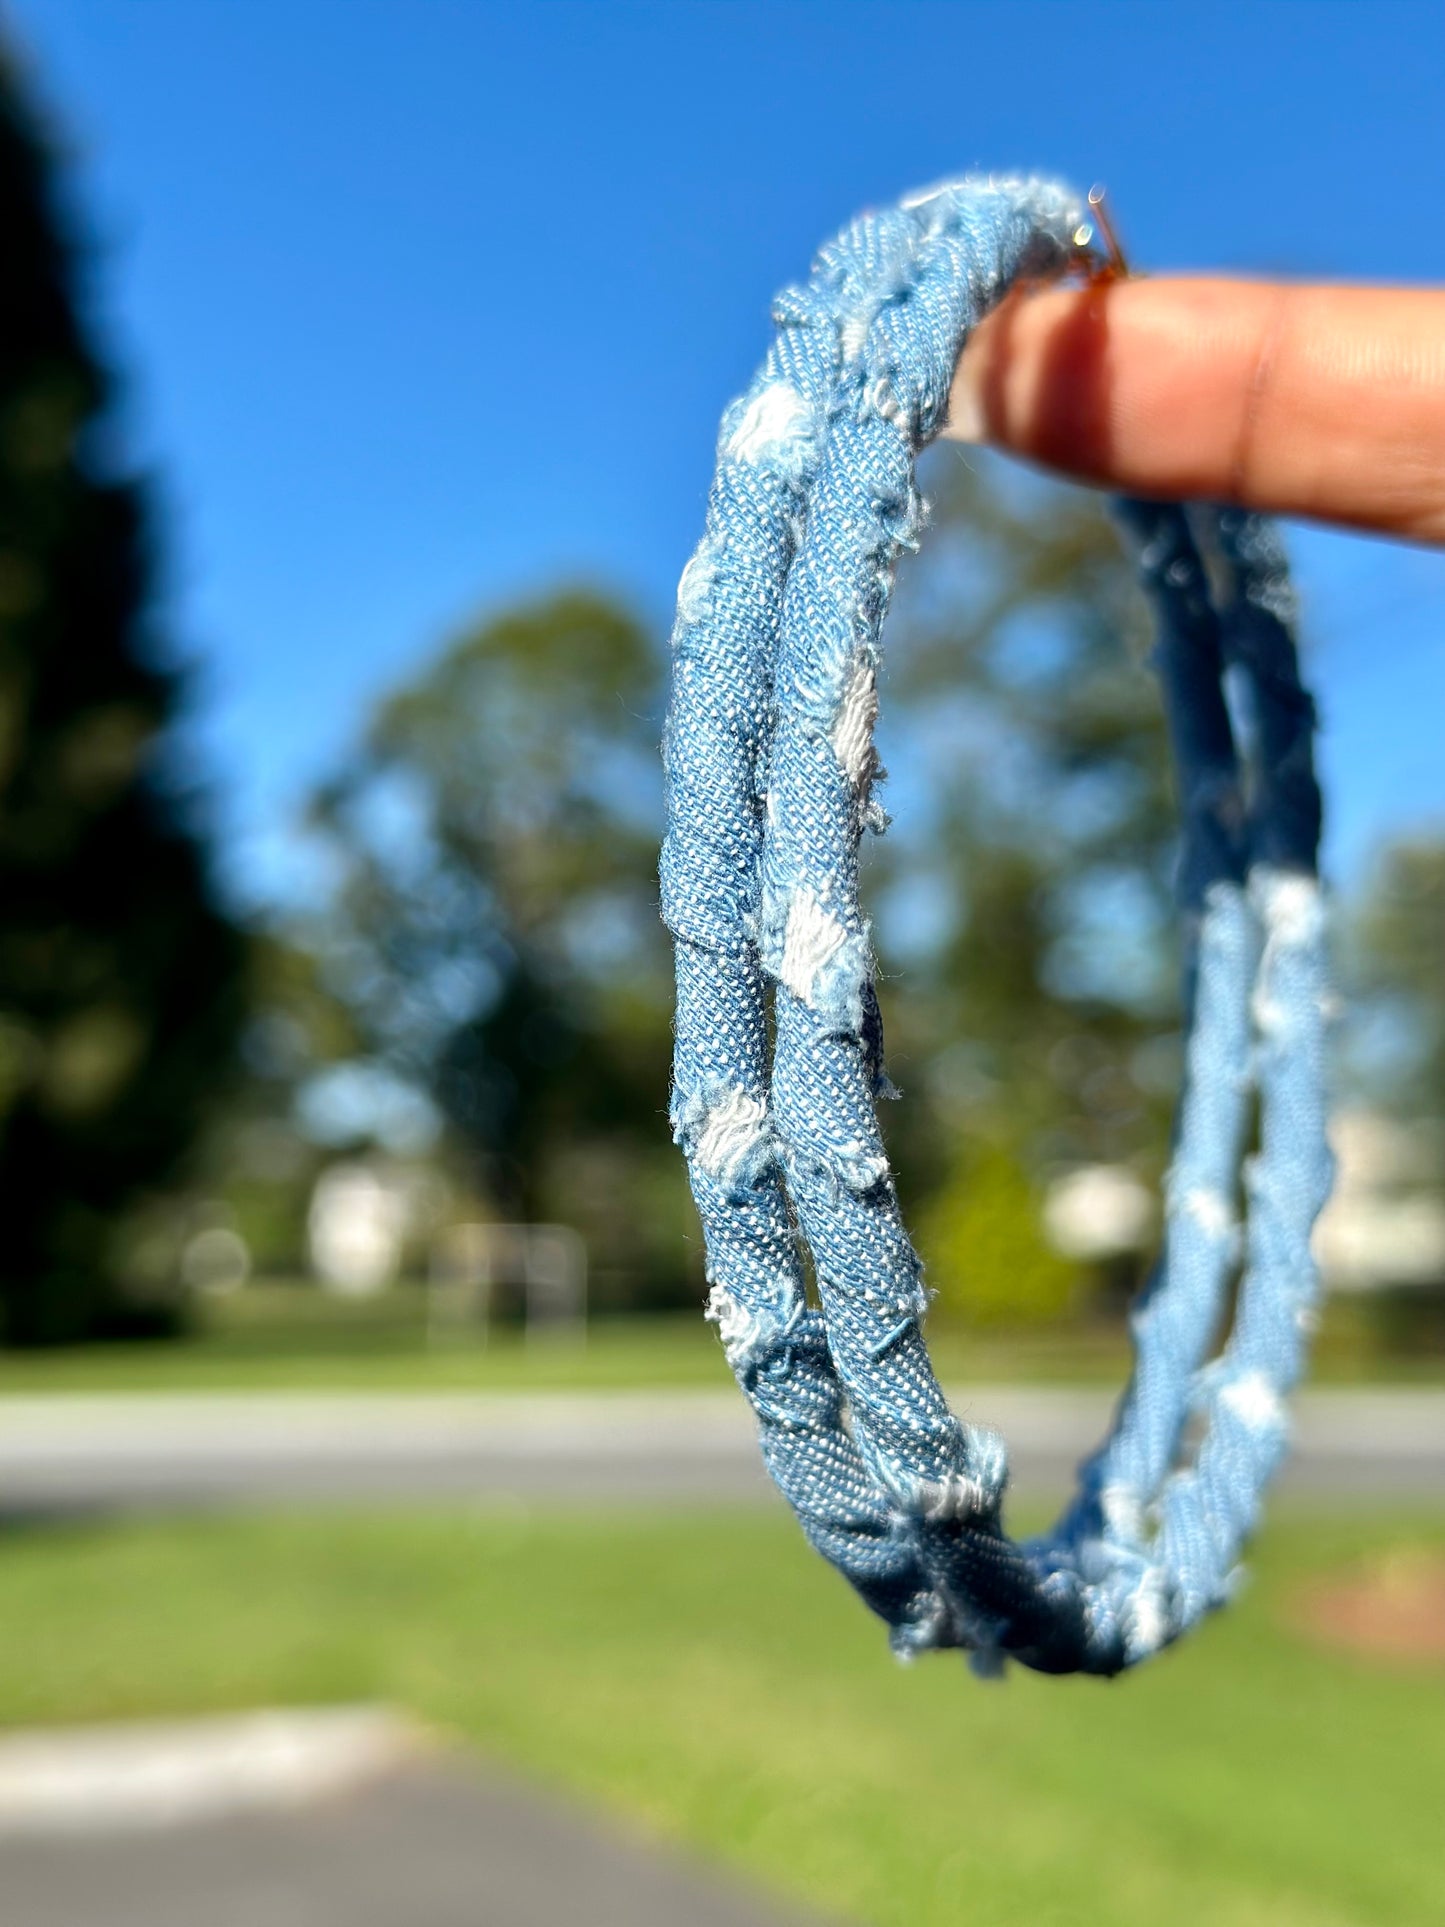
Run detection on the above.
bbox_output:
[947,278,1445,546]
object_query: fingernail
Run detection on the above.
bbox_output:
[946,351,987,443]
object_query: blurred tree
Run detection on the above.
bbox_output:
[194,931,365,1278]
[874,453,1178,1314]
[307,465,1185,1322]
[307,590,692,1308]
[1347,835,1445,1133]
[914,1140,1079,1326]
[0,46,247,1342]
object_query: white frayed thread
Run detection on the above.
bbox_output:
[1252,987,1286,1040]
[675,545,717,625]
[839,307,874,361]
[888,1589,951,1663]
[1124,1574,1172,1661]
[1177,1183,1236,1243]
[1099,1482,1146,1546]
[893,1427,1007,1524]
[780,892,848,1006]
[725,383,815,477]
[909,1473,998,1523]
[785,1138,891,1200]
[1249,872,1325,1038]
[1252,869,1324,950]
[705,1283,780,1374]
[831,655,878,790]
[867,375,905,428]
[693,1086,770,1188]
[899,176,969,211]
[1218,1369,1286,1437]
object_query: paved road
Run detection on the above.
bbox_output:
[1,1387,1441,1514]
[0,1709,824,1927]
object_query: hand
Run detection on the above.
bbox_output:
[948,278,1445,545]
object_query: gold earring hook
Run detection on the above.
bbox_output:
[1071,184,1131,282]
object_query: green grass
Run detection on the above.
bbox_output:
[2,1285,1435,1393]
[0,1299,733,1394]
[1,1500,1441,1925]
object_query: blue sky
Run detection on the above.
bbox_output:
[11,0,1445,910]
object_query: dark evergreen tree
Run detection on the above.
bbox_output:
[0,45,246,1342]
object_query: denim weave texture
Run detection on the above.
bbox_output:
[660,177,1334,1677]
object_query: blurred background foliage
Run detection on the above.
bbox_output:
[1,32,1442,1353]
[1347,838,1445,1123]
[300,587,689,1310]
[0,45,246,1344]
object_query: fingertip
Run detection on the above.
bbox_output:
[950,277,1445,544]
[949,279,1245,488]
[950,282,1124,481]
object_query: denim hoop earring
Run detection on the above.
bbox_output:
[661,178,1333,1676]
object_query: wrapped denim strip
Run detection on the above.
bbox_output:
[662,177,1333,1676]
[663,196,950,1643]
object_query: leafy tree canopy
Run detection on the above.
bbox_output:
[305,589,689,1306]
[875,453,1178,1223]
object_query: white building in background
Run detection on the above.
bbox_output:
[307,1162,413,1297]
[1313,1109,1445,1292]
[1043,1164,1155,1262]
[1041,1110,1445,1293]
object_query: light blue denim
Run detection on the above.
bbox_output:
[660,178,1333,1676]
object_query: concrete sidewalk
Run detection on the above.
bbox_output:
[0,1709,823,1927]
[0,1386,1441,1514]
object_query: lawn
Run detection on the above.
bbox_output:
[1,1500,1441,1926]
[0,1284,1433,1393]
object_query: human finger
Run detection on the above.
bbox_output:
[947,276,1445,545]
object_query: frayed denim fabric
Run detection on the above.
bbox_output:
[660,179,1333,1677]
